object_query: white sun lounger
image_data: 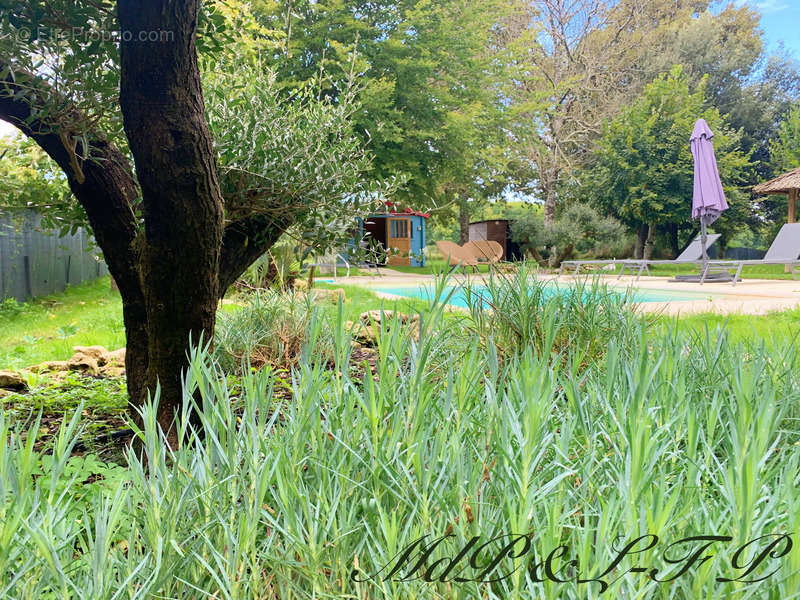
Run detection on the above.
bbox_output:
[559,234,721,281]
[698,223,800,286]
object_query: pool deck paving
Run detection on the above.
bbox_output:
[327,268,800,316]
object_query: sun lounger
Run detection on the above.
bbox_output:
[436,241,480,273]
[464,240,504,264]
[559,234,721,280]
[698,223,800,286]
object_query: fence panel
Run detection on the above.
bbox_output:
[724,246,766,260]
[0,210,108,302]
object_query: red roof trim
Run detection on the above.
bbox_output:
[379,200,429,218]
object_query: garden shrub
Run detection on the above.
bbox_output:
[214,289,334,372]
[460,263,649,369]
[510,203,626,265]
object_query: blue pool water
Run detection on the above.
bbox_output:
[373,284,705,309]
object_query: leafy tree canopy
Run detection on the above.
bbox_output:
[772,100,800,171]
[0,0,389,255]
[581,66,753,242]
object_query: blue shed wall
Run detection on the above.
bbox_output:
[409,215,426,267]
[352,215,427,267]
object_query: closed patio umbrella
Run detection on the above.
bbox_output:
[690,118,729,269]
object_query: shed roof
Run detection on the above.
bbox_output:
[753,167,800,195]
[469,219,512,225]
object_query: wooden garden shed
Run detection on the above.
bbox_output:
[468,219,523,261]
[357,202,429,267]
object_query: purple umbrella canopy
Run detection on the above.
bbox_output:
[690,118,729,225]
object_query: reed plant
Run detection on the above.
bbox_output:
[2,276,799,599]
[214,289,334,373]
[460,263,649,369]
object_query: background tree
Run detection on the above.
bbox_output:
[510,202,624,265]
[0,136,74,230]
[642,3,800,185]
[250,0,514,232]
[581,67,752,259]
[772,101,800,171]
[501,0,706,225]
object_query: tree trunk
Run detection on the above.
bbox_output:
[634,224,648,259]
[542,168,559,227]
[643,224,655,260]
[119,0,225,442]
[553,243,574,268]
[666,223,679,258]
[459,202,471,245]
[528,246,548,267]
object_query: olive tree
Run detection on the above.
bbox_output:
[0,0,386,442]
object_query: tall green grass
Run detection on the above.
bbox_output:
[2,276,799,598]
[214,289,334,373]
[460,264,648,368]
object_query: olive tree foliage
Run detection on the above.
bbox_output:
[510,203,625,266]
[0,2,386,253]
[205,63,392,258]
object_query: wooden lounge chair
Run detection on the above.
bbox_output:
[699,223,800,286]
[464,240,504,264]
[436,241,479,273]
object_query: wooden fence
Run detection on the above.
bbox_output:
[0,210,108,302]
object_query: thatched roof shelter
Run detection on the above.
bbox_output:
[753,167,800,223]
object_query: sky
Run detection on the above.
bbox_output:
[733,0,800,57]
[1,1,799,142]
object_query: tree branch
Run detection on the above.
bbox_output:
[0,60,143,303]
[218,213,295,295]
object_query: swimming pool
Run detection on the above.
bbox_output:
[372,283,706,309]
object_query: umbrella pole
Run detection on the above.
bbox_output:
[700,218,708,268]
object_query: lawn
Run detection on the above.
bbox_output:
[583,261,799,280]
[385,259,492,275]
[0,277,125,369]
[659,307,800,345]
[3,275,798,371]
[390,248,799,279]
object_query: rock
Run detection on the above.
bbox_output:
[360,310,404,325]
[27,361,70,373]
[100,365,126,378]
[356,325,380,347]
[67,353,99,375]
[107,348,126,365]
[0,370,27,391]
[72,345,111,366]
[312,288,346,303]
